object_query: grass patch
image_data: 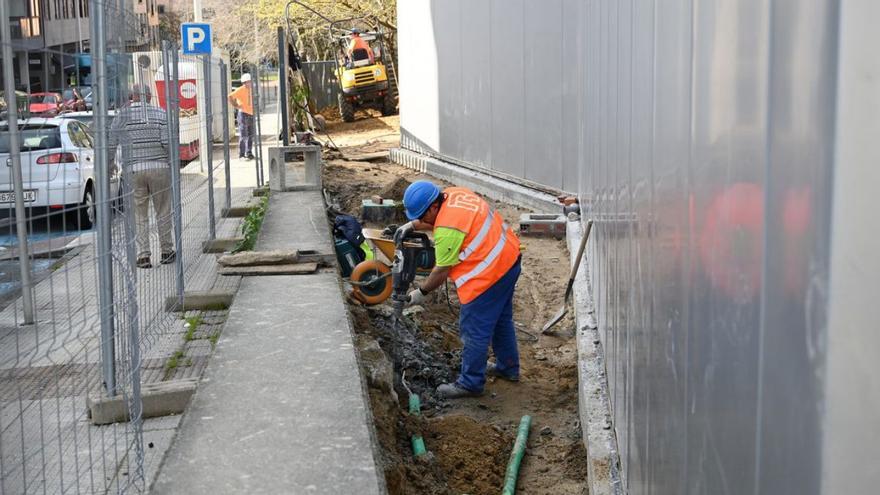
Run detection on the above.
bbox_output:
[183,313,203,341]
[234,195,270,253]
[165,349,185,373]
[209,331,221,349]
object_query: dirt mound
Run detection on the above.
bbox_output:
[379,176,412,201]
[427,415,513,495]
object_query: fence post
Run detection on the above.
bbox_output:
[203,55,216,240]
[0,1,35,325]
[163,42,185,303]
[252,64,264,187]
[278,27,290,146]
[90,0,116,396]
[220,61,232,211]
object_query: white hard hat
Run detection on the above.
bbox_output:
[240,73,252,83]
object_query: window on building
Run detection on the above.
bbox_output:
[158,5,165,14]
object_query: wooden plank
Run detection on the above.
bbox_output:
[218,262,319,276]
[343,151,388,162]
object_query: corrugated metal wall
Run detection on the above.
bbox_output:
[399,1,880,494]
[301,61,341,110]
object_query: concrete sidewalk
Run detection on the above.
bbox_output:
[152,190,384,494]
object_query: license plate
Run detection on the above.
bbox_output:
[0,190,36,203]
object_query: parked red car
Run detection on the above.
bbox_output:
[28,92,62,116]
[60,88,86,112]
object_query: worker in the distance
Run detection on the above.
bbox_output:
[400,181,522,399]
[228,73,255,159]
[347,29,374,65]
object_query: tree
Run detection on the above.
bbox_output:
[204,0,397,66]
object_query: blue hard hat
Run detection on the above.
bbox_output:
[403,181,441,220]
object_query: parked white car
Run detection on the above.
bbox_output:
[0,117,120,229]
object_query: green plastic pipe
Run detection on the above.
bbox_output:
[408,393,427,457]
[502,415,532,495]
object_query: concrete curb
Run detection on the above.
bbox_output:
[566,218,624,495]
[389,148,560,213]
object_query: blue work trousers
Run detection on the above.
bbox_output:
[456,258,521,392]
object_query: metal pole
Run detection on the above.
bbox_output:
[89,0,116,396]
[0,0,35,325]
[252,64,264,187]
[220,61,232,211]
[163,42,184,302]
[278,26,289,146]
[204,55,216,240]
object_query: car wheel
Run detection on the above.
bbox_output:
[75,186,95,230]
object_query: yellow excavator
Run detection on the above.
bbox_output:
[287,1,398,123]
[333,27,397,122]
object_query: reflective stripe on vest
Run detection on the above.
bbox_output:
[459,211,495,261]
[455,225,509,289]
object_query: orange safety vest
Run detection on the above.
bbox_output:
[349,36,374,63]
[434,187,521,304]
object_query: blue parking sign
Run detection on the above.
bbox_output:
[181,23,212,55]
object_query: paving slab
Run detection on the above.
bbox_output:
[258,190,333,254]
[152,273,383,494]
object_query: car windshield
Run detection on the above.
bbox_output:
[62,89,76,100]
[66,115,94,127]
[29,95,56,104]
[0,125,62,152]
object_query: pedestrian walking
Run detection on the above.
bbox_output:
[228,73,255,159]
[399,181,523,398]
[109,84,175,269]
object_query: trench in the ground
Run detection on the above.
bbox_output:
[320,117,589,495]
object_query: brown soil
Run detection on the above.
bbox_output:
[323,114,588,494]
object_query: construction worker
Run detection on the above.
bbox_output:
[347,29,374,65]
[400,181,522,399]
[228,73,255,159]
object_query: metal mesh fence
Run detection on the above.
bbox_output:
[0,1,264,492]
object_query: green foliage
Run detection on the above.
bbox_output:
[235,196,270,253]
[165,349,186,374]
[183,313,203,342]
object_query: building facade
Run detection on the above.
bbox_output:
[2,0,158,93]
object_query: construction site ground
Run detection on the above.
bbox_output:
[321,111,589,495]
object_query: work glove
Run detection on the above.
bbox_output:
[407,287,427,306]
[393,221,415,244]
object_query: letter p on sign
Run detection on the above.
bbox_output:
[181,23,212,55]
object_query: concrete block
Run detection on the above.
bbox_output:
[218,262,318,276]
[201,238,245,254]
[361,199,405,224]
[165,291,235,312]
[519,213,567,239]
[268,145,322,192]
[87,379,197,425]
[221,205,257,218]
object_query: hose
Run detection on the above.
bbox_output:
[401,371,428,457]
[502,415,532,495]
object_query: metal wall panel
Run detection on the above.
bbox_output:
[398,1,877,493]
